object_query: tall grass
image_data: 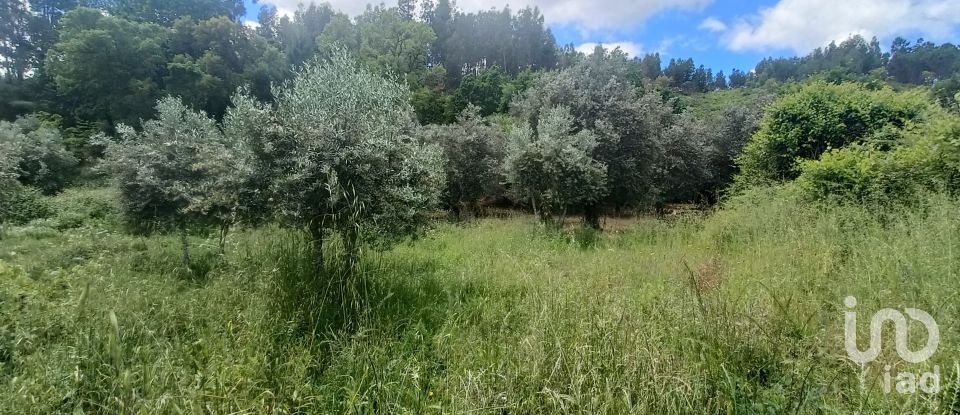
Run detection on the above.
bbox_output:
[1,186,959,413]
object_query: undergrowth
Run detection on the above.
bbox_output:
[1,186,959,413]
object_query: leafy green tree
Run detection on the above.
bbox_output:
[664,58,694,89]
[794,114,960,203]
[421,105,505,218]
[887,38,959,85]
[692,65,709,92]
[353,6,436,76]
[712,70,728,90]
[933,73,960,111]
[704,104,764,198]
[639,53,662,80]
[729,69,748,88]
[398,0,416,20]
[99,0,247,25]
[45,7,169,127]
[754,35,887,83]
[268,51,444,262]
[424,1,556,82]
[0,115,78,193]
[166,16,285,118]
[456,68,508,116]
[0,0,33,81]
[315,14,359,57]
[506,105,607,225]
[275,3,339,67]
[736,81,932,187]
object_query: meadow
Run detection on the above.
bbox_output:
[2,186,958,414]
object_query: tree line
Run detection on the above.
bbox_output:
[4,0,959,129]
[3,0,960,261]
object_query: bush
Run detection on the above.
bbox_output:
[795,114,960,203]
[736,81,932,187]
[0,185,53,226]
[47,187,119,222]
[795,145,929,203]
[0,115,78,194]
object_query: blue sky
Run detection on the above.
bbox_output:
[243,0,960,73]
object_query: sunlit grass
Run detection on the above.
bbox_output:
[1,187,959,413]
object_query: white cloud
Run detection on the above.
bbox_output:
[727,0,960,53]
[698,17,727,32]
[576,41,643,57]
[254,0,712,31]
[243,20,261,30]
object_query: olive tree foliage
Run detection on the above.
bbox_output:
[0,115,78,194]
[420,105,504,219]
[653,115,714,204]
[505,105,607,226]
[268,51,444,260]
[100,97,250,262]
[219,89,281,226]
[511,48,673,223]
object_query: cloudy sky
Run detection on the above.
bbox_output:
[243,0,960,72]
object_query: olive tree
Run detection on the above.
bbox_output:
[511,48,674,225]
[653,115,714,204]
[421,105,504,219]
[505,106,607,226]
[101,97,244,265]
[268,51,444,263]
[219,89,281,228]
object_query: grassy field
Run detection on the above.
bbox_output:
[2,187,960,413]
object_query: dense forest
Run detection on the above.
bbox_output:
[3,0,960,413]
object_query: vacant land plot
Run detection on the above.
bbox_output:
[2,188,958,413]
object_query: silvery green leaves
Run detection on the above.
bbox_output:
[101,97,243,233]
[102,51,444,258]
[510,51,666,210]
[263,50,444,247]
[506,106,608,224]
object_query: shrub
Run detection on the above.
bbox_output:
[0,115,78,194]
[736,81,932,187]
[795,114,960,203]
[795,145,929,203]
[46,187,119,223]
[0,185,52,226]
